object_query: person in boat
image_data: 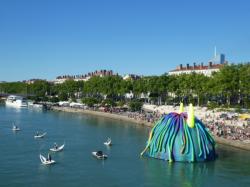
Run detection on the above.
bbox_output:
[105,138,111,145]
[36,131,39,136]
[47,153,52,162]
[96,151,103,156]
[54,143,58,150]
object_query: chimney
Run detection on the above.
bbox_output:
[187,63,190,69]
[193,62,196,69]
[209,62,212,67]
[179,64,183,70]
[201,62,204,69]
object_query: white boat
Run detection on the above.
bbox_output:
[39,154,56,165]
[33,103,44,109]
[34,132,47,138]
[5,95,28,108]
[28,102,44,109]
[12,126,21,131]
[92,151,108,160]
[104,138,112,146]
[49,144,65,152]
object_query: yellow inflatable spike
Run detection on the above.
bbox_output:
[179,102,184,113]
[187,104,195,128]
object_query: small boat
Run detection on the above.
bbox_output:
[50,144,65,152]
[39,154,56,165]
[92,151,108,160]
[12,126,21,131]
[34,132,47,139]
[104,138,112,146]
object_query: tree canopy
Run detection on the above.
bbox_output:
[1,63,249,108]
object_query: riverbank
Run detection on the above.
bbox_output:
[51,106,153,127]
[51,106,250,151]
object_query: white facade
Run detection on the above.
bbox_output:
[123,75,131,80]
[124,91,134,99]
[53,77,90,84]
[168,68,220,77]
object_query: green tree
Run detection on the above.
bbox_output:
[82,97,99,107]
[212,65,240,106]
[129,100,143,112]
[28,80,50,97]
[239,63,250,107]
[0,82,28,95]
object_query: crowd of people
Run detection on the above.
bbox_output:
[57,103,250,143]
[125,108,250,142]
[202,114,250,142]
[127,111,162,124]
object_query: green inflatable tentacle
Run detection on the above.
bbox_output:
[185,124,195,162]
[196,121,203,157]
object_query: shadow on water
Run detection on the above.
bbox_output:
[215,145,250,176]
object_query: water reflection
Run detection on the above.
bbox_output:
[5,105,23,112]
[1,106,250,187]
[142,158,215,187]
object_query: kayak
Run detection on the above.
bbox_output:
[34,132,47,138]
[92,151,108,160]
[50,144,65,152]
[39,154,56,165]
[104,138,112,146]
[12,127,21,131]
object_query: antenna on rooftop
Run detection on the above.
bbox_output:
[214,46,217,58]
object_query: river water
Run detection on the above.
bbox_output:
[0,105,249,187]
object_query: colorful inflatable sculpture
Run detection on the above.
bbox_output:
[141,104,216,162]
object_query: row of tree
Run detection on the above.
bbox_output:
[0,63,249,108]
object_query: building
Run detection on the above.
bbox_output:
[123,74,142,81]
[53,70,116,84]
[23,79,46,84]
[168,49,227,76]
[212,53,225,64]
[210,47,226,64]
[168,62,226,76]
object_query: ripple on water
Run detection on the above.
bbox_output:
[0,106,250,187]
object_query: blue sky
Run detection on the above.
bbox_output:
[0,0,249,81]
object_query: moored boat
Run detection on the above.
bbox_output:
[5,95,28,108]
[28,102,44,109]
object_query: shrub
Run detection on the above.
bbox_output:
[129,100,143,112]
[207,101,219,110]
[102,98,116,107]
[49,97,59,103]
